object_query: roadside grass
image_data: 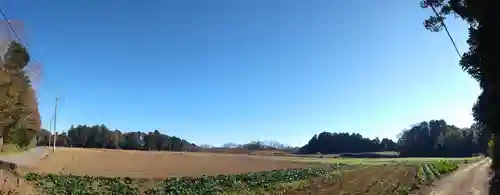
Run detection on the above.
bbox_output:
[0,144,27,156]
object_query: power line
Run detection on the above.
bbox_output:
[430,5,462,58]
[0,9,25,48]
[0,8,52,93]
[1,7,62,148]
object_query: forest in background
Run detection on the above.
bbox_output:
[37,125,197,152]
[300,120,489,157]
[37,119,491,158]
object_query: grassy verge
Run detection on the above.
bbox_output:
[0,144,27,156]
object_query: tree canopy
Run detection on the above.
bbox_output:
[0,41,40,149]
[298,119,488,157]
[420,1,499,194]
[397,120,484,157]
[46,119,490,159]
[298,132,397,155]
[37,125,196,152]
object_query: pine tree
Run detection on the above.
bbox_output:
[0,41,40,148]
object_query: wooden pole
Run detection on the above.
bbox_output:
[52,95,60,152]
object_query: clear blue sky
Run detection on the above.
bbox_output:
[2,0,479,147]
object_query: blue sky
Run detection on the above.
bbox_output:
[1,0,479,147]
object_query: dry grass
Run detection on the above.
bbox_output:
[30,148,314,179]
[0,145,26,156]
[0,170,37,195]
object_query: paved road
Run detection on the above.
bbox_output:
[0,147,50,166]
[427,158,491,195]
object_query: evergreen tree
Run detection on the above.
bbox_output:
[50,125,196,151]
[0,41,40,148]
[420,1,499,193]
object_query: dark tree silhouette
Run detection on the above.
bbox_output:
[38,119,489,159]
[420,1,499,193]
[299,119,486,157]
[298,132,397,155]
[37,125,196,152]
[398,120,482,157]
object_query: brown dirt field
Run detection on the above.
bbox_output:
[0,170,37,195]
[29,148,314,179]
[282,165,419,195]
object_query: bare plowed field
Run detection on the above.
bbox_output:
[29,148,313,178]
[282,165,419,195]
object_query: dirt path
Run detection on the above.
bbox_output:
[0,147,50,166]
[425,158,491,195]
[0,147,50,194]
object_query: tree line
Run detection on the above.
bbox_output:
[217,141,299,152]
[38,125,300,153]
[397,120,489,157]
[299,119,490,157]
[0,41,40,149]
[298,132,398,154]
[40,119,491,158]
[37,125,196,151]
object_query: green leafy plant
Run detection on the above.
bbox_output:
[25,167,335,195]
[417,160,459,185]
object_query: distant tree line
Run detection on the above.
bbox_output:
[37,124,300,153]
[217,141,299,152]
[37,125,196,151]
[298,132,398,154]
[397,120,489,157]
[40,119,491,158]
[197,141,299,155]
[299,119,490,157]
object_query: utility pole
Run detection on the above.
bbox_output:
[48,117,53,147]
[52,95,60,152]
